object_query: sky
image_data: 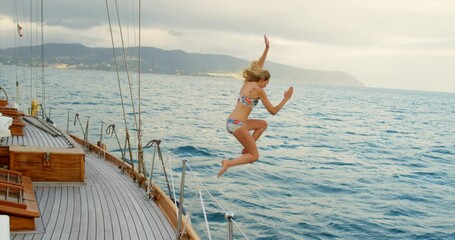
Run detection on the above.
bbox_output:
[1,0,455,93]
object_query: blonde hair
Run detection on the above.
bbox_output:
[242,61,270,82]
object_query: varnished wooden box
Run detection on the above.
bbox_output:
[9,146,85,182]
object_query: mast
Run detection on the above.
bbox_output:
[137,0,146,178]
[40,0,45,111]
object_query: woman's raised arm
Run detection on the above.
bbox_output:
[258,35,270,68]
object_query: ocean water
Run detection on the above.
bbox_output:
[1,65,455,240]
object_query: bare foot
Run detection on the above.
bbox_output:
[217,160,229,177]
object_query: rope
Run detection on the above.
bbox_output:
[113,0,138,130]
[187,162,251,239]
[186,164,226,212]
[168,155,178,219]
[144,140,172,197]
[0,87,8,101]
[112,0,144,175]
[104,0,135,172]
[73,113,85,136]
[145,141,157,195]
[198,183,226,213]
[106,124,126,164]
[232,220,250,240]
[104,0,128,132]
[199,186,212,240]
[179,185,200,239]
[140,144,250,239]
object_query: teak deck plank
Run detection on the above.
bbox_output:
[11,151,175,240]
[60,187,75,239]
[68,187,81,240]
[1,118,72,149]
[89,157,174,238]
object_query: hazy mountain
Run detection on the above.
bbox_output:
[0,43,363,87]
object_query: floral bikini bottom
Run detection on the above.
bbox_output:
[226,118,245,134]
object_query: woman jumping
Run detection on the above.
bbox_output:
[218,35,294,177]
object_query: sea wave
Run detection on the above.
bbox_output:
[2,66,454,240]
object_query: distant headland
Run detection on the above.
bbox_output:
[0,43,363,87]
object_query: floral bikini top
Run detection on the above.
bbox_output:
[238,87,259,108]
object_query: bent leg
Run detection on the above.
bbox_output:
[241,119,268,154]
[218,126,259,177]
[246,119,268,141]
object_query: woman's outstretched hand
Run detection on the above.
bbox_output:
[264,35,270,48]
[284,87,294,100]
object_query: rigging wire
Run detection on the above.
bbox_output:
[157,155,250,239]
[113,0,138,130]
[118,0,145,176]
[27,0,42,108]
[122,0,137,65]
[14,0,30,106]
[104,0,128,143]
[127,0,138,52]
[13,0,20,103]
[187,163,250,239]
[101,0,145,176]
[9,0,42,109]
[114,0,144,174]
[104,0,135,172]
[198,187,212,240]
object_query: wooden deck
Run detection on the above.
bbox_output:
[10,152,175,240]
[0,117,72,148]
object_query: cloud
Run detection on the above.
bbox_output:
[45,19,103,30]
[168,29,182,37]
[1,0,455,92]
